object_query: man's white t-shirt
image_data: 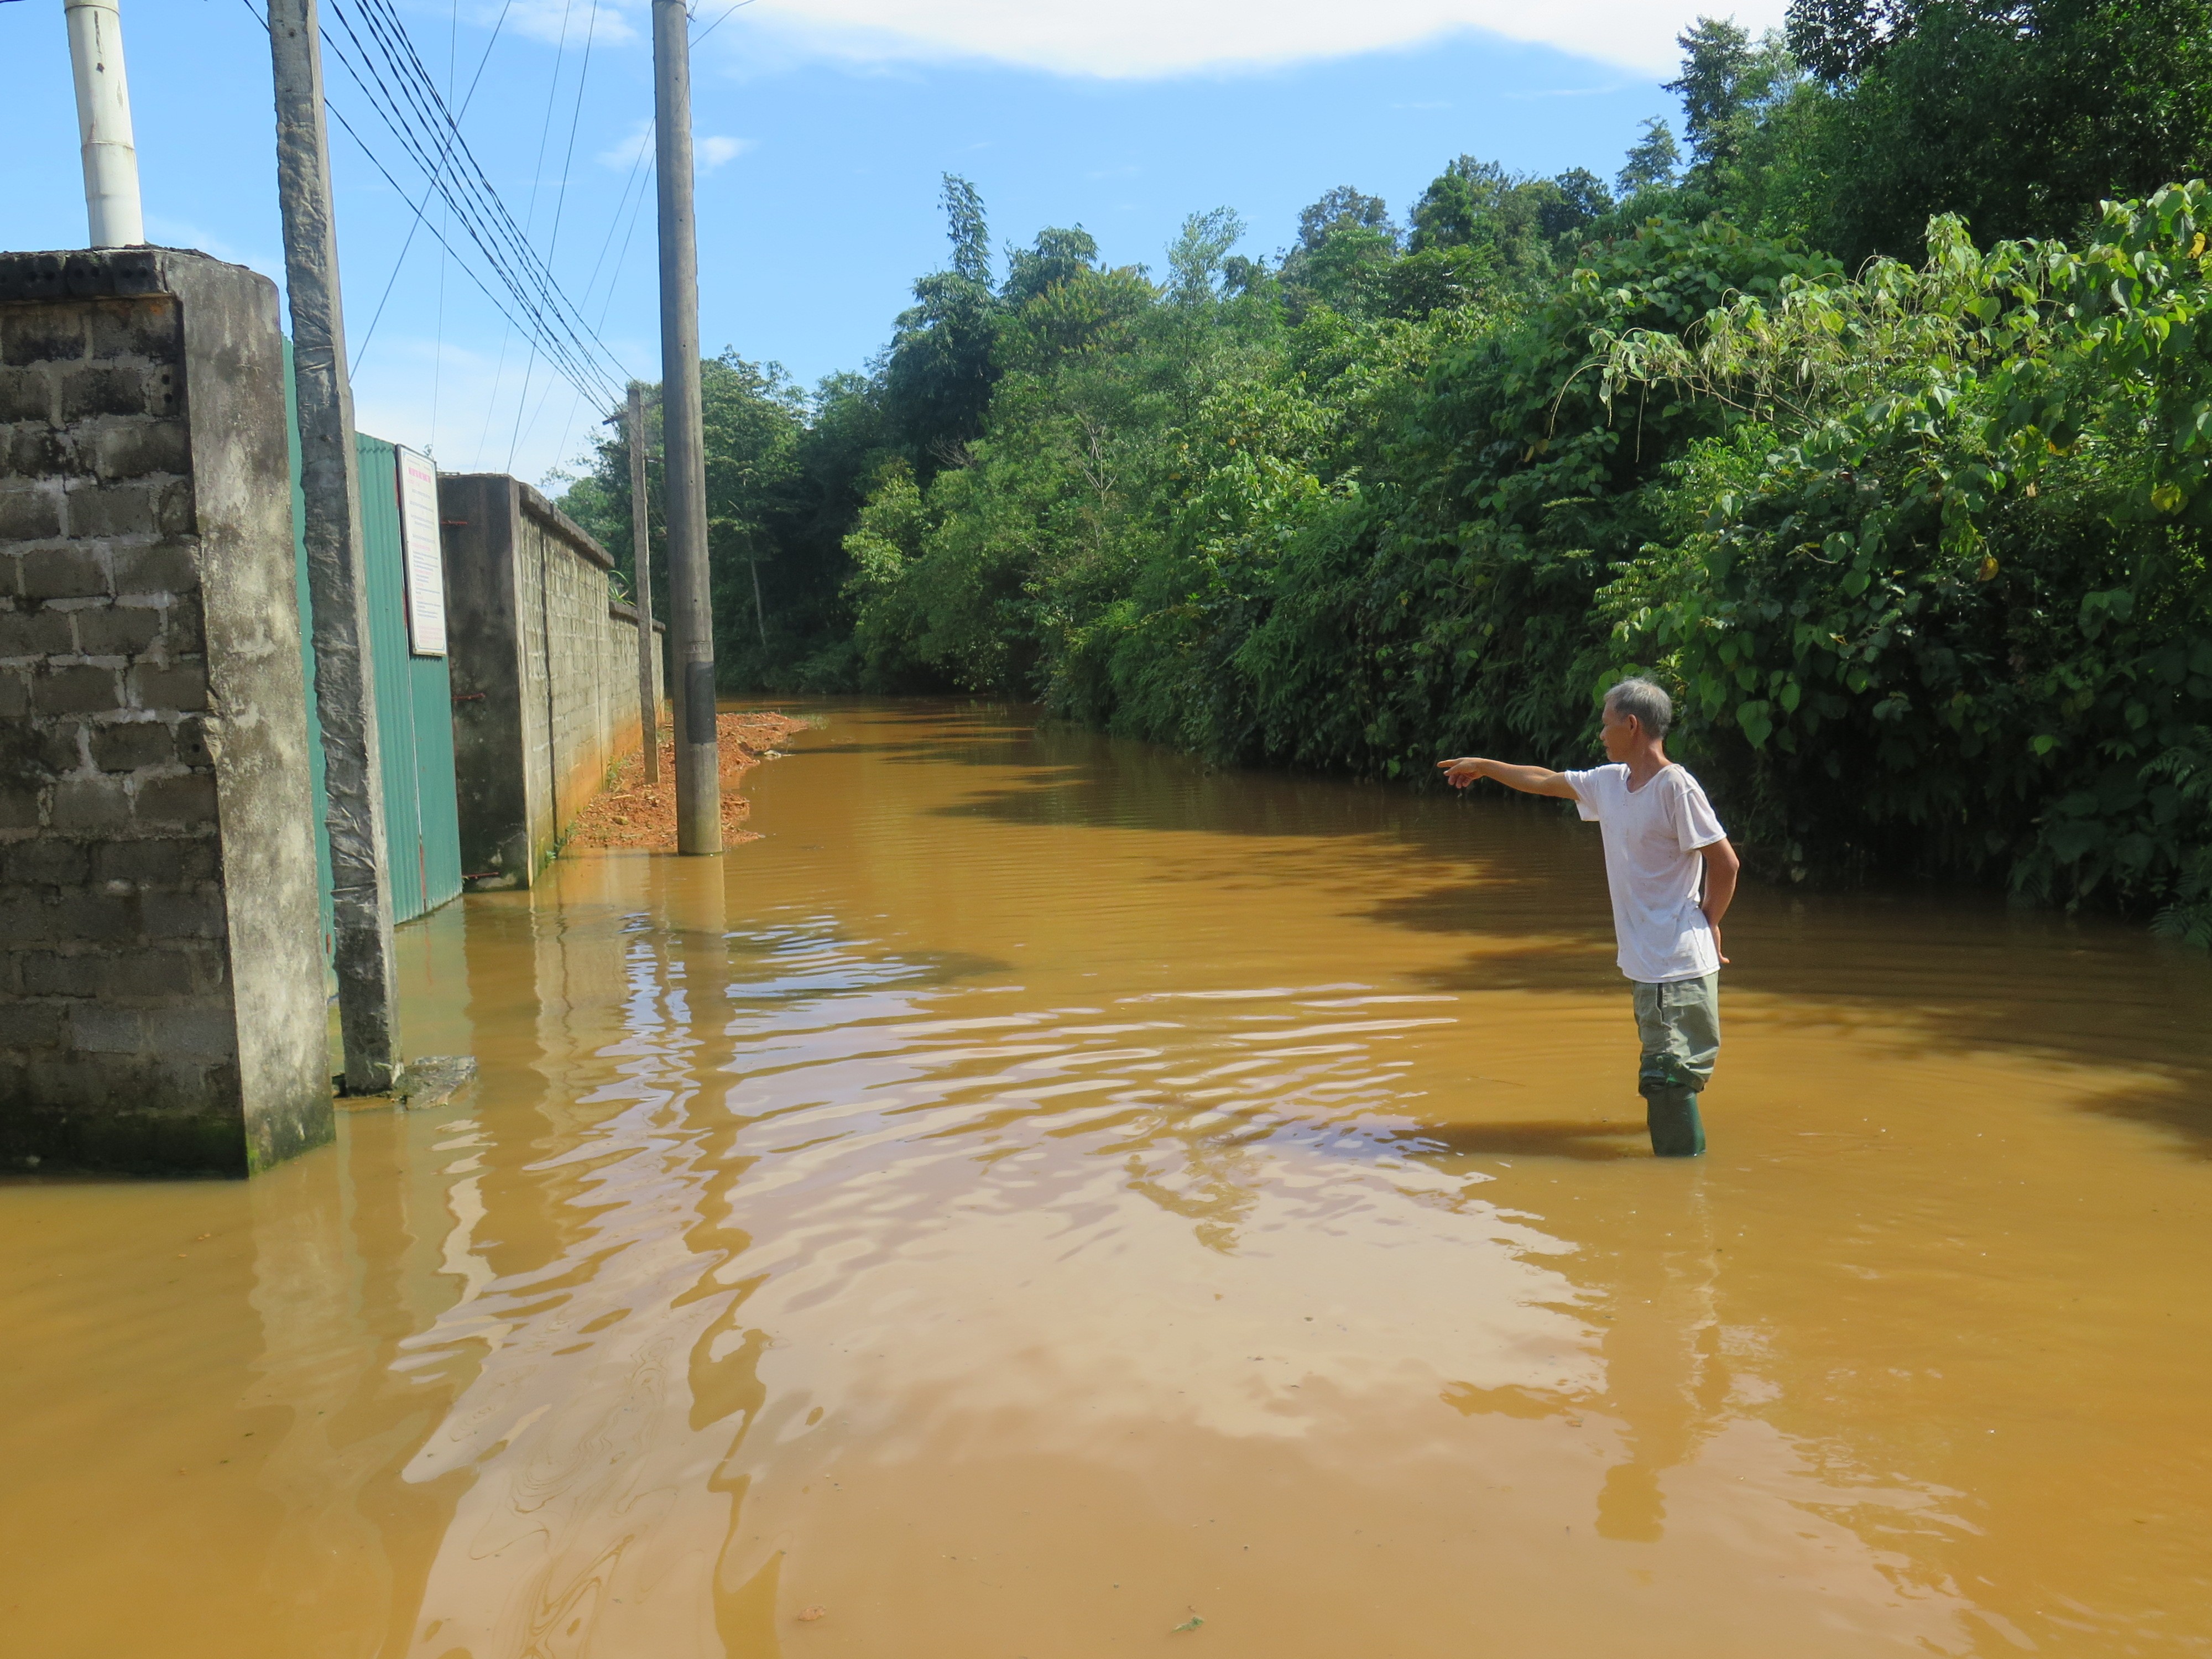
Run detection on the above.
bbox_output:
[1562,762,1728,984]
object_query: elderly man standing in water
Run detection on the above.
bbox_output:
[1437,677,1740,1157]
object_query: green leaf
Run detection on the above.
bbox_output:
[1736,701,1774,749]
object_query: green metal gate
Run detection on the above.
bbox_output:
[285,356,465,951]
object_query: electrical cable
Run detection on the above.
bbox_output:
[504,0,582,472]
[320,0,630,401]
[427,0,459,458]
[348,0,518,369]
[692,0,755,48]
[526,125,650,479]
[341,1,622,392]
[578,132,653,322]
[316,14,614,405]
[240,0,619,411]
[238,0,666,473]
[549,0,601,266]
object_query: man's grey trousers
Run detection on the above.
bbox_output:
[1631,971,1719,1156]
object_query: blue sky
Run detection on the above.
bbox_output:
[6,0,1782,487]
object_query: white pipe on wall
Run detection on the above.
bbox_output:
[64,0,144,248]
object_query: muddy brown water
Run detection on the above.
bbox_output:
[4,702,2210,1657]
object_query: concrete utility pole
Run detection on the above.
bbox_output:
[269,0,401,1093]
[625,382,660,785]
[651,0,721,854]
[64,1,144,247]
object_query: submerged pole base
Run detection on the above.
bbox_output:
[1643,1088,1707,1158]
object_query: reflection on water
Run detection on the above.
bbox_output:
[4,702,2211,1657]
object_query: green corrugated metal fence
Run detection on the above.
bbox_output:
[353,435,463,924]
[284,351,465,952]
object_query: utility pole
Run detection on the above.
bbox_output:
[64,1,144,247]
[652,0,721,854]
[269,0,401,1093]
[625,382,660,784]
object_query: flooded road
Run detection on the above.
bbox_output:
[5,701,2211,1657]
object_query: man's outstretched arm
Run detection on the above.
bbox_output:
[1436,757,1578,799]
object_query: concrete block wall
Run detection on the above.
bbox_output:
[0,249,329,1175]
[440,474,661,888]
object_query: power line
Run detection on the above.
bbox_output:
[579,127,654,323]
[428,0,460,457]
[507,0,613,471]
[239,0,620,411]
[545,145,658,481]
[314,0,630,403]
[503,0,575,472]
[348,0,519,369]
[346,0,626,395]
[692,0,755,49]
[548,0,603,268]
[322,13,614,405]
[237,0,656,475]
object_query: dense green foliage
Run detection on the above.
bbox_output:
[558,354,886,689]
[1785,0,2212,260]
[555,0,2212,934]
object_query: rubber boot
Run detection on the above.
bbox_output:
[1644,1087,1705,1158]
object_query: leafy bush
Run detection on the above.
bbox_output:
[1600,190,2212,913]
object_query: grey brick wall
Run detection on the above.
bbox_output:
[441,474,659,888]
[0,249,327,1175]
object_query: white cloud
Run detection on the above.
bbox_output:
[727,0,1792,79]
[598,118,655,171]
[698,135,754,171]
[499,0,640,49]
[597,123,752,173]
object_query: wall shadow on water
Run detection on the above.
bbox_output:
[912,712,1501,841]
[2068,1082,2212,1160]
[1383,878,2212,1157]
[865,701,2212,1157]
[787,700,1044,770]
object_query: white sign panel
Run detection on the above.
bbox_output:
[395,445,447,656]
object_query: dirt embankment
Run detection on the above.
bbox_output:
[568,709,810,852]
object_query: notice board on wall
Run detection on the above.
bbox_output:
[395,445,447,656]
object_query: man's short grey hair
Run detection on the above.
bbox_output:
[1604,677,1673,738]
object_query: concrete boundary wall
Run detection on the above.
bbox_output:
[439,473,661,888]
[0,248,328,1175]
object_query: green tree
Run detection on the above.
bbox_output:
[1296,186,1395,250]
[882,174,1005,473]
[1003,226,1101,305]
[1276,187,1400,319]
[1618,117,1683,195]
[555,359,891,695]
[1783,0,2212,259]
[1665,18,1803,182]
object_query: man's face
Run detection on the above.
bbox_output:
[1600,699,1639,761]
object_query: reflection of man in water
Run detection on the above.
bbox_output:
[1593,1178,1726,1541]
[1437,677,1739,1156]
